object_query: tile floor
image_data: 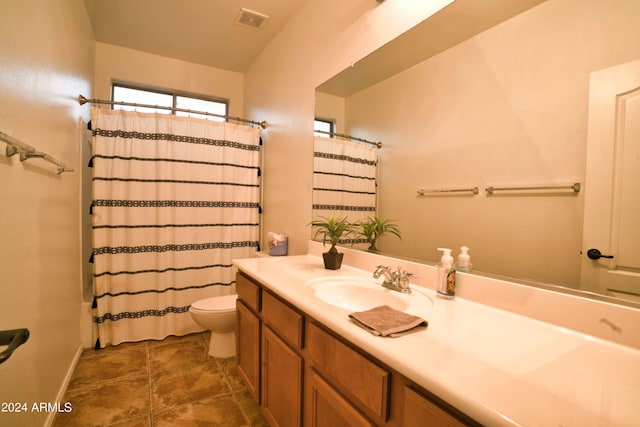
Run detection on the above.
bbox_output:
[52,332,269,427]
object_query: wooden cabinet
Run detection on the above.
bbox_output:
[262,326,303,427]
[236,300,260,402]
[261,290,305,427]
[235,271,479,427]
[308,369,373,427]
[237,272,261,311]
[402,386,474,427]
[236,272,304,427]
[403,387,460,427]
[262,290,304,349]
[236,272,262,403]
[307,321,390,424]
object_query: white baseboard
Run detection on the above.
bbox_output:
[44,343,83,427]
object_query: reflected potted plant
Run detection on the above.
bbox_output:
[310,215,355,270]
[356,215,402,252]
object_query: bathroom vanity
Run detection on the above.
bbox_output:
[233,245,640,426]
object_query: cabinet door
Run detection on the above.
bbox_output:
[307,322,390,423]
[309,370,373,427]
[236,300,261,402]
[403,387,468,427]
[262,326,303,427]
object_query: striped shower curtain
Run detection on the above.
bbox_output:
[312,135,378,244]
[90,108,261,348]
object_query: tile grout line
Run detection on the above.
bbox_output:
[55,333,265,427]
[213,348,254,426]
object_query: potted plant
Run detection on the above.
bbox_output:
[310,215,355,270]
[356,215,402,252]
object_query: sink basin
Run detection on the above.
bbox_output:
[304,276,413,311]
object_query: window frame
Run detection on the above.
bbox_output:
[314,117,336,137]
[111,81,230,120]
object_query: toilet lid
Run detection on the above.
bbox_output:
[191,294,238,312]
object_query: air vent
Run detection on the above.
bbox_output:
[236,8,269,30]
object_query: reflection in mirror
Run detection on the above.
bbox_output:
[311,134,379,244]
[314,0,640,306]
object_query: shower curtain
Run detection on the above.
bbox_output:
[312,135,378,244]
[90,108,261,347]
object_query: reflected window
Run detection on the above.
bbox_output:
[314,118,335,137]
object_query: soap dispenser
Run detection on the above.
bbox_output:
[456,246,472,272]
[436,248,456,299]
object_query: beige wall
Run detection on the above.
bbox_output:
[315,92,346,133]
[344,0,640,287]
[0,0,94,425]
[94,42,245,116]
[244,0,453,255]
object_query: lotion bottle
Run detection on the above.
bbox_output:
[436,248,456,299]
[456,246,472,272]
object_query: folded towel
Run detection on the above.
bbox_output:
[348,305,428,337]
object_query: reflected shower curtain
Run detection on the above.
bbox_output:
[312,135,378,243]
[90,108,261,347]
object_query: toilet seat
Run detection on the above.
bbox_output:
[190,294,237,313]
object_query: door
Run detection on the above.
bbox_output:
[581,59,640,301]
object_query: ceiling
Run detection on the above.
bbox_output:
[84,0,306,72]
[317,0,546,97]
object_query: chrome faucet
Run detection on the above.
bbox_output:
[373,265,415,294]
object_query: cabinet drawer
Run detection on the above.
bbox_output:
[236,272,261,312]
[262,291,304,349]
[403,387,469,427]
[307,322,390,422]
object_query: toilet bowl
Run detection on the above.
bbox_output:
[189,294,238,358]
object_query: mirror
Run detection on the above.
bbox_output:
[314,0,640,306]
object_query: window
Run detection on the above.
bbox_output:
[112,83,228,122]
[314,118,335,137]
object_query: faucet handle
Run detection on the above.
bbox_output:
[399,270,416,287]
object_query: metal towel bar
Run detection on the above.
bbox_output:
[0,130,73,174]
[485,183,581,195]
[417,187,479,196]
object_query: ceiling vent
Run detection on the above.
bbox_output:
[236,8,269,30]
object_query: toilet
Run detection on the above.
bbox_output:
[189,294,238,358]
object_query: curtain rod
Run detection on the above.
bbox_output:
[78,95,267,129]
[315,129,382,148]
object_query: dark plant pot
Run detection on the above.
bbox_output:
[322,252,344,270]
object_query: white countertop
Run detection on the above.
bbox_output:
[233,254,640,427]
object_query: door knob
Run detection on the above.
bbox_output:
[587,248,614,260]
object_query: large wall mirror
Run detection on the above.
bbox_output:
[314,0,640,307]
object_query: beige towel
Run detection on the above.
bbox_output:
[349,305,428,337]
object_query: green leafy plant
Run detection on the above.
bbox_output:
[310,215,355,254]
[356,215,402,252]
